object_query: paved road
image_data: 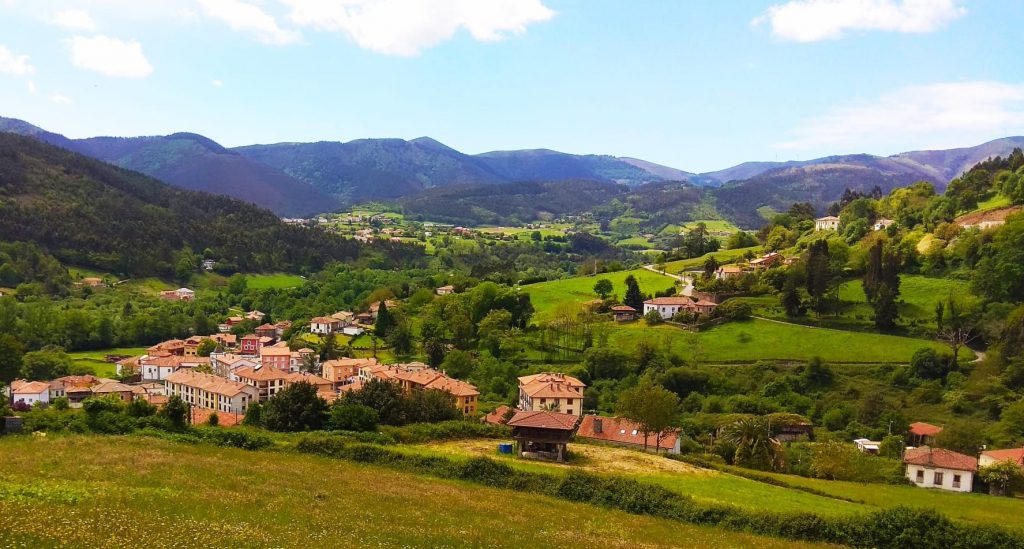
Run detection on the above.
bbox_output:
[643,264,693,296]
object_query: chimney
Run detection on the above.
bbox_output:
[594,418,603,434]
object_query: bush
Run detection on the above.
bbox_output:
[328,403,378,432]
[715,300,752,321]
[382,420,510,444]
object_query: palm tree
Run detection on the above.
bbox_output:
[720,416,781,471]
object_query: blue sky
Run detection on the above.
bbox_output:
[0,0,1022,172]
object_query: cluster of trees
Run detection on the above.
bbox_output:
[242,380,459,432]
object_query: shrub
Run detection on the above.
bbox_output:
[328,403,378,432]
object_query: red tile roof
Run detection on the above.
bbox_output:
[507,410,581,431]
[11,380,49,394]
[904,446,977,471]
[577,414,679,451]
[981,448,1024,466]
[610,305,636,312]
[643,296,692,306]
[483,405,514,425]
[909,422,943,437]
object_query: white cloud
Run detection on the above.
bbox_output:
[51,9,97,31]
[0,44,35,75]
[282,0,555,56]
[754,0,966,42]
[212,79,224,87]
[777,81,1024,152]
[26,79,35,93]
[67,35,153,78]
[49,93,73,104]
[198,0,300,45]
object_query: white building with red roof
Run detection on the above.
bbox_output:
[9,380,50,406]
[979,448,1024,470]
[903,446,976,492]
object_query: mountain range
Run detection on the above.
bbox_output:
[1,116,1022,225]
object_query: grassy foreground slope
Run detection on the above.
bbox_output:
[0,436,825,548]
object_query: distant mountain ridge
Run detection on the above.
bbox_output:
[3,115,1023,227]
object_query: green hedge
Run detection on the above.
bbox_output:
[380,420,511,444]
[294,436,1024,548]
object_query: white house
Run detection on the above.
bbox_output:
[310,316,342,335]
[643,297,695,320]
[979,448,1024,470]
[9,380,50,406]
[854,438,881,454]
[903,446,976,493]
[436,285,455,296]
[815,216,840,231]
[342,326,365,337]
[873,218,895,231]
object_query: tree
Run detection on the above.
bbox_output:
[207,412,219,426]
[934,419,984,455]
[440,349,475,379]
[328,402,379,432]
[0,334,25,383]
[261,382,328,432]
[720,416,780,470]
[592,279,613,299]
[227,273,248,296]
[703,256,719,279]
[477,309,512,356]
[583,347,631,380]
[873,283,899,331]
[936,298,977,368]
[863,240,884,303]
[644,309,663,325]
[242,401,263,427]
[781,276,803,317]
[616,382,680,452]
[387,320,414,356]
[20,347,71,380]
[374,301,395,338]
[159,395,190,431]
[623,275,644,312]
[804,240,835,317]
[910,348,951,380]
[979,460,1024,496]
[342,379,408,426]
[196,339,217,357]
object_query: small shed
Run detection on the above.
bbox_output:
[507,410,581,462]
[610,305,637,322]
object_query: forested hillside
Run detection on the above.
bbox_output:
[0,134,421,277]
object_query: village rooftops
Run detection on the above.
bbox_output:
[518,372,586,396]
[909,422,943,437]
[483,405,514,425]
[643,296,693,306]
[165,370,252,397]
[311,316,340,324]
[903,446,977,472]
[11,380,50,394]
[424,376,480,397]
[506,410,581,430]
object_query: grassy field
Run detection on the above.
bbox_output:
[741,275,978,333]
[661,247,759,274]
[523,268,678,321]
[606,318,965,363]
[680,220,740,234]
[411,440,862,517]
[68,347,148,377]
[0,436,828,548]
[246,273,306,290]
[616,236,657,249]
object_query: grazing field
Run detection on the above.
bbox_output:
[680,220,740,234]
[606,319,965,363]
[523,268,678,321]
[661,247,759,274]
[410,439,863,517]
[615,236,657,249]
[0,436,827,548]
[68,347,148,377]
[245,273,306,290]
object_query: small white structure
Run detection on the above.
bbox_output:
[873,218,895,231]
[643,297,695,320]
[9,380,50,406]
[854,438,881,454]
[436,285,455,296]
[815,216,840,231]
[342,326,365,337]
[903,446,976,493]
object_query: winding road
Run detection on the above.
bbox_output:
[642,264,694,296]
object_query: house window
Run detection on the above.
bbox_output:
[953,474,961,488]
[566,399,573,405]
[566,410,572,415]
[540,398,545,405]
[933,472,944,485]
[916,470,924,482]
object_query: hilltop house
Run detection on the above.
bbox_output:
[577,414,680,454]
[909,422,943,446]
[815,216,840,231]
[873,218,895,231]
[159,287,195,301]
[517,373,586,416]
[164,370,258,415]
[749,252,782,268]
[715,265,745,280]
[643,296,692,320]
[903,446,976,492]
[436,285,455,296]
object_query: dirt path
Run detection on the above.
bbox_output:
[643,264,693,296]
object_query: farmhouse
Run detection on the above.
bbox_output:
[159,287,195,301]
[164,370,258,415]
[903,446,976,492]
[577,414,680,454]
[436,285,455,296]
[507,410,581,462]
[715,265,744,280]
[9,380,50,406]
[310,316,342,335]
[955,206,1021,230]
[749,252,782,268]
[610,305,638,322]
[518,372,586,416]
[643,296,694,320]
[873,218,895,231]
[979,448,1024,470]
[815,216,840,231]
[854,438,881,454]
[909,421,943,446]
